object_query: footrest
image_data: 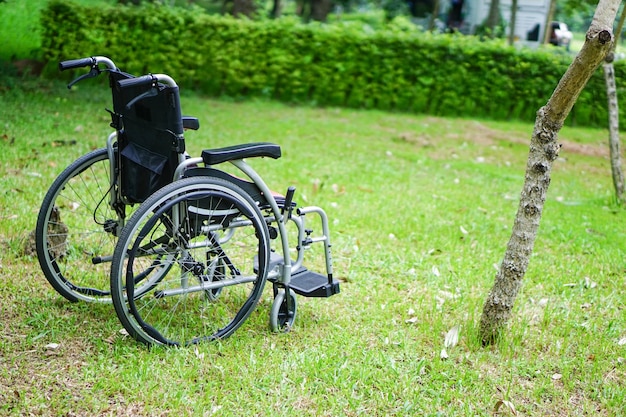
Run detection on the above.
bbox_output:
[290,269,340,298]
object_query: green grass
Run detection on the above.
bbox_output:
[0,76,625,415]
[0,0,115,61]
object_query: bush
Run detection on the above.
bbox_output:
[41,0,626,127]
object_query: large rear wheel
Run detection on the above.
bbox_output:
[36,148,127,303]
[110,176,271,346]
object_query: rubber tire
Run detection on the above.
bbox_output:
[110,176,271,346]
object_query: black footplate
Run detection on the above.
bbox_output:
[290,268,340,298]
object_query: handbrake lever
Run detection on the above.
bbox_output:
[125,87,159,109]
[116,74,160,109]
[67,67,100,89]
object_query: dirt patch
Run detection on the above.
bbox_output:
[391,117,610,159]
[461,120,609,158]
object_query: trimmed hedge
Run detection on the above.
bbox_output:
[41,0,626,127]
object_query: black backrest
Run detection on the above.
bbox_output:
[108,70,185,204]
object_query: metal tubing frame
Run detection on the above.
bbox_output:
[230,159,293,286]
[172,156,335,282]
[297,206,334,279]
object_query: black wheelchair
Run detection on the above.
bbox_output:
[36,56,340,346]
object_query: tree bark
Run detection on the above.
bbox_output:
[604,6,626,204]
[232,0,256,17]
[310,0,333,22]
[542,0,557,45]
[429,0,440,31]
[486,0,501,35]
[508,0,518,46]
[479,0,618,345]
[603,59,625,203]
[270,0,282,18]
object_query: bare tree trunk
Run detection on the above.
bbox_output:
[604,6,626,204]
[542,0,557,45]
[604,59,626,203]
[479,0,618,345]
[270,0,282,18]
[508,0,518,46]
[232,0,256,17]
[310,0,333,22]
[429,0,440,31]
[486,0,501,35]
[295,0,306,17]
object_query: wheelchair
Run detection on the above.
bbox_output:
[36,56,340,346]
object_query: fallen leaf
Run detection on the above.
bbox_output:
[494,399,517,415]
[584,277,597,289]
[552,373,562,380]
[618,337,626,346]
[444,325,460,349]
[440,348,448,360]
[194,347,205,360]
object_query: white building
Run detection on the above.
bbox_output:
[457,0,551,46]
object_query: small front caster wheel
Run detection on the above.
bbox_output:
[270,288,297,332]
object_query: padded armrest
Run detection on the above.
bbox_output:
[201,142,281,165]
[182,116,199,130]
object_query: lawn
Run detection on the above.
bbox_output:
[0,73,625,415]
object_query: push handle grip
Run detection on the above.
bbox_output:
[59,58,94,71]
[116,74,155,90]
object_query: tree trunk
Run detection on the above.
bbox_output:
[232,0,256,17]
[542,0,557,45]
[270,0,282,18]
[479,0,618,345]
[605,6,626,204]
[508,0,518,46]
[429,0,440,31]
[310,0,333,22]
[485,0,501,35]
[603,59,625,203]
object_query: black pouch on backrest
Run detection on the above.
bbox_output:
[108,70,184,204]
[119,142,169,203]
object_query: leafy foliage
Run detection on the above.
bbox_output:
[41,0,626,127]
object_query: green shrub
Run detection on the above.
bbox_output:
[40,0,626,127]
